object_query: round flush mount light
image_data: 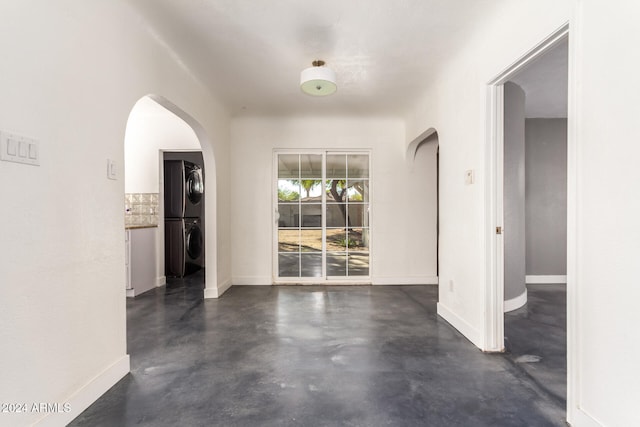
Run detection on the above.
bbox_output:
[300,60,337,96]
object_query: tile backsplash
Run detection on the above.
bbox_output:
[125,193,159,227]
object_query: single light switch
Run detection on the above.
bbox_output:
[28,143,38,160]
[7,139,17,156]
[18,141,28,158]
[107,159,117,180]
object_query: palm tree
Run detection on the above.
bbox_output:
[293,179,321,198]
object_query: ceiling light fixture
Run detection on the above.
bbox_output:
[300,60,337,96]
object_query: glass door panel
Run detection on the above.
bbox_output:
[326,253,347,276]
[298,153,322,277]
[325,153,370,277]
[277,204,299,227]
[279,253,300,277]
[276,152,370,281]
[348,253,369,276]
[326,203,347,227]
[326,154,346,179]
[347,179,369,202]
[278,179,300,202]
[278,229,300,252]
[347,154,369,177]
[300,154,322,177]
[278,154,299,178]
[300,229,322,252]
[301,253,322,277]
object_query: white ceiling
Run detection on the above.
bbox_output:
[126,0,507,117]
[126,1,567,119]
[510,39,568,118]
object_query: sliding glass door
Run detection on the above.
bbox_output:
[277,153,323,278]
[275,151,370,282]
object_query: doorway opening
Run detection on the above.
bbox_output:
[485,23,571,418]
[405,128,440,287]
[124,95,208,297]
[502,39,569,406]
[163,151,205,283]
[413,132,440,278]
[485,24,569,348]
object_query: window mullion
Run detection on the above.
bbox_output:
[321,152,327,280]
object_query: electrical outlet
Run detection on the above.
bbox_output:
[448,279,454,291]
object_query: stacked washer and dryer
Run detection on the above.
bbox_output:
[164,153,205,278]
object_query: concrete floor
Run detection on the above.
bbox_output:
[504,285,567,406]
[70,276,566,426]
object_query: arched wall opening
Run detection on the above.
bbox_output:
[123,94,219,298]
[407,128,440,285]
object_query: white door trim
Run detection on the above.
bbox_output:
[272,149,373,284]
[484,82,505,352]
[484,23,570,352]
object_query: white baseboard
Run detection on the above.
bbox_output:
[436,302,482,349]
[34,355,130,427]
[273,280,372,285]
[504,289,527,312]
[203,287,219,298]
[126,284,159,298]
[231,276,440,286]
[217,279,232,296]
[156,276,166,287]
[525,275,567,284]
[372,276,439,285]
[203,279,232,299]
[232,276,272,286]
[569,406,604,427]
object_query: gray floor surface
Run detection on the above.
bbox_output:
[70,275,566,426]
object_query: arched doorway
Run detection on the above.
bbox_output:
[407,128,440,285]
[124,95,219,298]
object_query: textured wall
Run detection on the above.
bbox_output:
[0,2,230,424]
[230,116,438,285]
[503,82,527,303]
[525,119,567,276]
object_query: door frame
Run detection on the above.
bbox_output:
[484,20,575,419]
[272,149,373,284]
[484,23,569,350]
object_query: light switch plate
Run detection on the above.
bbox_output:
[465,169,474,185]
[0,131,40,166]
[107,159,117,180]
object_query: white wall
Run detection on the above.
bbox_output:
[0,1,230,425]
[405,0,640,425]
[525,118,567,277]
[503,82,527,304]
[125,96,201,194]
[404,0,571,348]
[230,116,438,285]
[569,1,640,425]
[403,0,572,405]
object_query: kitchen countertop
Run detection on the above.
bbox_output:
[126,225,158,230]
